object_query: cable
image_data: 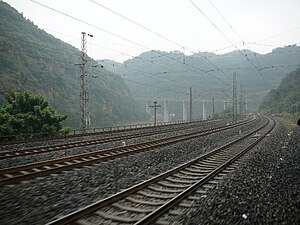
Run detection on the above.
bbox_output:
[82,0,233,89]
[189,0,270,89]
[208,0,263,66]
[88,0,184,50]
[23,0,282,99]
[208,0,274,80]
[256,27,300,43]
[29,0,149,51]
[11,9,298,76]
[0,12,187,98]
[1,9,194,95]
[29,0,233,94]
[208,0,244,46]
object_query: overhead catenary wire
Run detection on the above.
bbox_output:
[11,10,298,73]
[38,0,231,90]
[3,18,297,82]
[189,0,270,89]
[87,0,233,84]
[88,0,185,50]
[213,27,300,52]
[0,21,188,98]
[207,0,271,79]
[29,0,149,51]
[21,0,299,97]
[1,9,194,97]
[28,0,234,96]
[3,3,299,105]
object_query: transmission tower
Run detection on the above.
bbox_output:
[232,72,238,123]
[78,32,93,133]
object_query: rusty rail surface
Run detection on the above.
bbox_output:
[46,116,274,225]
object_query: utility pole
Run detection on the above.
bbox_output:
[149,101,161,126]
[239,85,246,117]
[77,32,93,133]
[202,100,206,120]
[239,85,243,117]
[243,90,246,116]
[212,97,215,115]
[232,72,238,123]
[189,86,192,122]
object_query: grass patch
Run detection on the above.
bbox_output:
[280,118,296,132]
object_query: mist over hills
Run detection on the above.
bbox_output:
[99,45,300,119]
[0,2,145,128]
[1,1,299,126]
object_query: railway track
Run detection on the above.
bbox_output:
[0,117,255,187]
[0,118,229,160]
[0,119,218,147]
[46,116,275,225]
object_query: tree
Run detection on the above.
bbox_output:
[260,67,300,116]
[0,91,69,140]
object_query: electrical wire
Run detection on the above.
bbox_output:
[27,1,224,90]
[208,0,277,79]
[11,1,299,100]
[81,0,233,88]
[1,11,194,96]
[29,0,149,51]
[28,0,234,95]
[88,0,184,50]
[190,0,270,89]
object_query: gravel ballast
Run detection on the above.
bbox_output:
[1,117,297,225]
[0,118,236,169]
[178,119,300,225]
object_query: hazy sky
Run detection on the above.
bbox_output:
[3,0,300,62]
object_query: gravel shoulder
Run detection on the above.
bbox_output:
[179,118,300,225]
[0,118,263,225]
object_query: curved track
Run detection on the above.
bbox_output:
[0,117,255,187]
[0,119,218,147]
[0,119,227,160]
[46,116,275,225]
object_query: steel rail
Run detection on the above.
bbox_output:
[0,119,212,146]
[45,116,273,225]
[135,117,275,224]
[0,117,255,187]
[0,118,227,160]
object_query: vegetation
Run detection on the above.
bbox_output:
[260,67,300,116]
[0,2,146,129]
[101,48,300,101]
[280,118,297,132]
[212,108,233,119]
[101,46,300,120]
[0,91,69,140]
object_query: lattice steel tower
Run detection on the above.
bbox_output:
[79,32,90,133]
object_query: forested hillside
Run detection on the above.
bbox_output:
[0,2,146,128]
[100,46,300,113]
[260,67,300,115]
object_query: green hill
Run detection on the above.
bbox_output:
[260,66,300,115]
[100,46,300,119]
[0,2,146,128]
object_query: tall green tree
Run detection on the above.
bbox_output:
[0,91,68,139]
